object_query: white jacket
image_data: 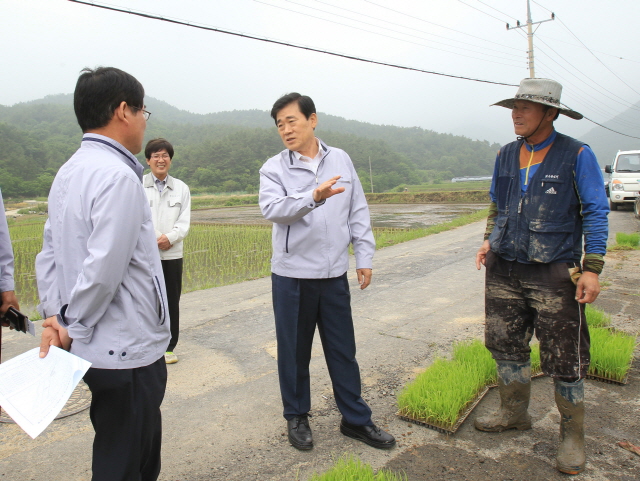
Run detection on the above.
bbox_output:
[143,173,191,260]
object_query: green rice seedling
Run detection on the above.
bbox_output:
[308,454,407,481]
[7,222,45,319]
[530,343,541,374]
[585,304,611,328]
[398,339,545,429]
[615,232,640,248]
[452,339,497,385]
[589,327,637,382]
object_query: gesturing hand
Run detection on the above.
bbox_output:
[313,175,345,203]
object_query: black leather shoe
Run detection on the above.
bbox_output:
[287,415,313,450]
[340,419,396,449]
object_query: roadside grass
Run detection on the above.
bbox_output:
[191,194,258,210]
[397,305,636,431]
[366,191,488,204]
[307,454,406,481]
[397,181,491,193]
[609,232,640,251]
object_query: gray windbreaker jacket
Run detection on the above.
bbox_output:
[259,139,375,279]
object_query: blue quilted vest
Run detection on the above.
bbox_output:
[489,133,584,264]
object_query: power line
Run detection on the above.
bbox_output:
[304,0,523,60]
[457,0,508,24]
[363,0,521,52]
[259,0,522,67]
[67,0,518,87]
[474,0,519,21]
[310,0,516,60]
[531,0,640,93]
[554,15,640,97]
[67,0,640,140]
[536,34,640,64]
[535,37,640,112]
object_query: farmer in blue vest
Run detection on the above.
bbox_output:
[475,78,609,476]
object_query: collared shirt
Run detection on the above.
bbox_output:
[36,133,170,369]
[153,175,167,193]
[292,139,324,174]
[0,190,15,292]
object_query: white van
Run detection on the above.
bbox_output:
[604,150,640,211]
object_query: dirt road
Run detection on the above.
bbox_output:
[0,211,638,480]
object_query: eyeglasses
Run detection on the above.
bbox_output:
[132,106,151,120]
[150,153,171,160]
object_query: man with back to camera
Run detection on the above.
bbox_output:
[259,93,395,451]
[0,189,20,327]
[143,138,191,365]
[37,67,170,481]
[475,78,609,475]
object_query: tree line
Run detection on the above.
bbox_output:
[0,95,501,198]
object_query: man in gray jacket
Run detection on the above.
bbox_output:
[259,93,395,451]
[37,67,170,481]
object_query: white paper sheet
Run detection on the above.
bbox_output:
[0,346,91,438]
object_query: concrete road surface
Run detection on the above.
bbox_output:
[0,211,638,480]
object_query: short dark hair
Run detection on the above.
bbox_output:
[145,138,174,159]
[270,93,316,125]
[74,67,145,133]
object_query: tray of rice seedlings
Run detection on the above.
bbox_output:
[397,339,544,434]
[587,327,637,385]
[397,340,497,434]
[308,454,407,481]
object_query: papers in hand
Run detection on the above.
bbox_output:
[0,346,91,438]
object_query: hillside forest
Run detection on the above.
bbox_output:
[0,94,503,198]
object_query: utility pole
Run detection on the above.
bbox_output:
[368,156,374,193]
[506,0,554,78]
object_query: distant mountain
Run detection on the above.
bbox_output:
[581,101,640,166]
[0,94,501,197]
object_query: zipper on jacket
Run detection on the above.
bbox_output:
[285,225,290,253]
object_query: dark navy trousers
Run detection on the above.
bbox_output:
[272,272,373,426]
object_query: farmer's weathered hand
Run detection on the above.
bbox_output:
[313,176,345,203]
[357,268,372,290]
[476,240,491,270]
[575,271,600,304]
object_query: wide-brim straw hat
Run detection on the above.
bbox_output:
[492,78,583,120]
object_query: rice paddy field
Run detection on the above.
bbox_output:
[7,208,488,319]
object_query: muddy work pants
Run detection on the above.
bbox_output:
[484,251,590,382]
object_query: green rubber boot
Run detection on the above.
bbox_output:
[475,360,532,432]
[555,379,586,475]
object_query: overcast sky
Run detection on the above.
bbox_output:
[2,0,639,145]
